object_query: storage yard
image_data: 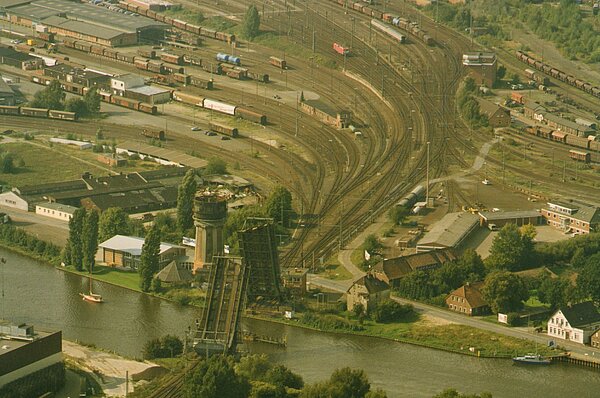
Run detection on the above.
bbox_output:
[0,0,599,329]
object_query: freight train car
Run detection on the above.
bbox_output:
[49,110,77,120]
[569,149,590,163]
[189,75,213,89]
[371,19,405,43]
[247,72,269,83]
[269,56,286,69]
[172,91,204,106]
[137,49,156,59]
[235,107,267,125]
[0,105,21,115]
[20,107,49,117]
[161,53,185,65]
[209,122,238,138]
[142,129,165,140]
[204,99,236,115]
[216,53,241,66]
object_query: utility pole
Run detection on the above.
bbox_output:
[426,141,430,207]
[562,161,566,182]
[351,17,355,48]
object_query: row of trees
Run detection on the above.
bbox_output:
[0,223,61,262]
[182,354,387,398]
[457,78,487,128]
[64,208,99,272]
[30,80,101,117]
[143,335,184,359]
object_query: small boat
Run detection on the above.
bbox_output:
[512,354,551,365]
[80,292,103,303]
[80,269,103,303]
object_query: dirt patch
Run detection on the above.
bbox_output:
[417,313,456,327]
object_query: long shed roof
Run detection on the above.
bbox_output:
[417,212,479,250]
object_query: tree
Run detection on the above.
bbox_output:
[435,249,485,293]
[249,382,286,398]
[152,277,162,293]
[143,338,165,359]
[139,224,160,292]
[537,276,570,309]
[98,207,130,242]
[236,354,272,381]
[65,98,88,116]
[183,355,250,398]
[204,157,228,175]
[388,205,410,225]
[265,365,304,390]
[0,152,15,173]
[362,234,382,255]
[577,253,600,304]
[224,205,266,253]
[328,367,370,398]
[486,223,532,271]
[366,390,388,398]
[68,208,86,271]
[265,185,293,226]
[496,65,506,80]
[177,169,197,232]
[242,4,261,40]
[372,301,414,323]
[82,210,99,273]
[482,270,529,313]
[161,335,183,357]
[433,389,492,398]
[30,79,65,110]
[84,86,101,115]
[397,270,438,300]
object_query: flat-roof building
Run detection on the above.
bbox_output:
[478,210,542,228]
[416,212,479,252]
[44,64,110,88]
[0,45,43,70]
[0,0,167,46]
[35,201,77,221]
[541,200,600,234]
[125,84,171,104]
[0,322,63,389]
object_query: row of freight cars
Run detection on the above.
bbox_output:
[330,0,434,46]
[516,51,600,99]
[61,39,214,89]
[117,2,235,44]
[370,19,406,44]
[172,91,267,125]
[0,105,77,121]
[526,125,600,163]
[31,75,157,114]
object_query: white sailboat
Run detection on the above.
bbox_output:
[80,267,103,303]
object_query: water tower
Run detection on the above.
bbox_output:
[193,192,227,272]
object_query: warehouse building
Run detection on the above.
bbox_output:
[35,202,77,221]
[44,64,110,88]
[0,77,15,105]
[0,46,43,70]
[0,0,166,47]
[544,113,594,137]
[416,212,480,253]
[462,52,497,87]
[125,84,171,104]
[0,322,62,389]
[478,210,542,228]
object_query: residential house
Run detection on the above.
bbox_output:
[446,282,489,316]
[591,329,600,349]
[346,274,390,314]
[541,200,600,234]
[547,302,600,345]
[477,99,511,128]
[97,235,186,269]
[373,248,457,287]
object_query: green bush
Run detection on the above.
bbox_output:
[507,312,521,326]
[0,224,61,262]
[372,300,415,323]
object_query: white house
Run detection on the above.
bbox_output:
[96,235,186,270]
[35,202,78,222]
[547,302,600,345]
[346,274,390,314]
[110,74,145,96]
[0,191,29,211]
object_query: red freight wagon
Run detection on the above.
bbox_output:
[333,42,350,56]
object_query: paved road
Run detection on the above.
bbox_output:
[308,275,600,361]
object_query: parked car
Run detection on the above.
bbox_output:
[191,126,201,131]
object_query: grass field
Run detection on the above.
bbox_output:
[64,265,142,291]
[0,141,108,186]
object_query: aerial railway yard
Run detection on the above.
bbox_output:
[4,0,600,275]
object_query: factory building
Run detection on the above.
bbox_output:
[44,64,110,88]
[0,0,167,47]
[416,212,480,253]
[462,52,497,87]
[0,46,43,70]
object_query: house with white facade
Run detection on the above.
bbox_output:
[346,274,390,314]
[547,302,600,345]
[35,202,78,221]
[0,191,29,211]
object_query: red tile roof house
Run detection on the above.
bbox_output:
[446,282,489,316]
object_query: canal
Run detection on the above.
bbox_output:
[3,249,600,397]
